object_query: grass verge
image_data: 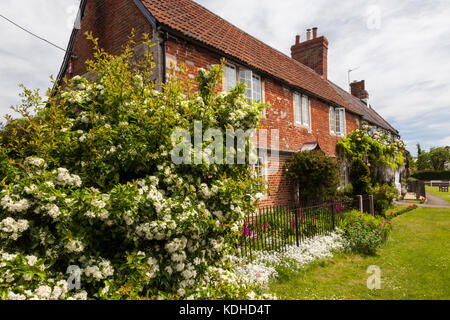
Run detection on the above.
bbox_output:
[268,206,450,300]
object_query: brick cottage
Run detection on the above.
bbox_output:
[56,0,400,207]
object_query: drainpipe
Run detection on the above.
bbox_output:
[159,29,169,84]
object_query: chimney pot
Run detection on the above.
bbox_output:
[312,27,318,39]
[306,29,312,41]
[295,35,300,45]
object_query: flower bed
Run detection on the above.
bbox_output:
[235,231,349,289]
[387,204,418,219]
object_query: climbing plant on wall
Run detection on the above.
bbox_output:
[336,122,406,171]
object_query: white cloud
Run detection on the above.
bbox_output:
[0,0,76,119]
[438,136,450,147]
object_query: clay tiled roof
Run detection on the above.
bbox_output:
[141,0,361,114]
[329,81,399,134]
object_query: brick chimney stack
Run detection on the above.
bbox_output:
[291,27,328,79]
[350,80,370,105]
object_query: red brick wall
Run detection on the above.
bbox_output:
[165,36,360,206]
[259,152,296,207]
[165,36,224,91]
[66,0,152,79]
[260,78,359,156]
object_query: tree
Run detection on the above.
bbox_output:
[415,146,450,171]
[416,151,431,171]
[428,147,450,171]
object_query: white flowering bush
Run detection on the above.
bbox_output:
[0,33,266,300]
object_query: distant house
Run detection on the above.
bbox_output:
[56,0,400,206]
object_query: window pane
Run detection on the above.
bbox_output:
[254,155,267,197]
[239,69,253,102]
[339,109,346,135]
[252,75,262,102]
[294,93,301,124]
[330,107,335,133]
[256,156,265,179]
[335,108,341,134]
[302,95,310,126]
[225,64,237,90]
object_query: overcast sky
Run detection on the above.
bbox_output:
[0,0,449,155]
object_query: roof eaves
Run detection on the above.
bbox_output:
[134,0,158,29]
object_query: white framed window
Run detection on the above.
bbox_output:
[239,69,253,101]
[329,107,336,133]
[294,93,311,128]
[224,63,263,104]
[252,74,262,102]
[294,93,302,124]
[254,153,268,200]
[255,155,267,181]
[330,106,346,136]
[225,64,237,91]
[302,95,310,126]
[335,108,341,133]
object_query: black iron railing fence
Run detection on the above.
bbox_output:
[238,198,357,259]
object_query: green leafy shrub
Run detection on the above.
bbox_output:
[285,150,341,202]
[339,210,392,255]
[371,184,399,214]
[349,158,371,195]
[336,184,354,204]
[0,33,267,300]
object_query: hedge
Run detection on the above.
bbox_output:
[411,171,450,181]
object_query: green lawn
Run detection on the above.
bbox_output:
[269,207,450,300]
[426,186,450,203]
